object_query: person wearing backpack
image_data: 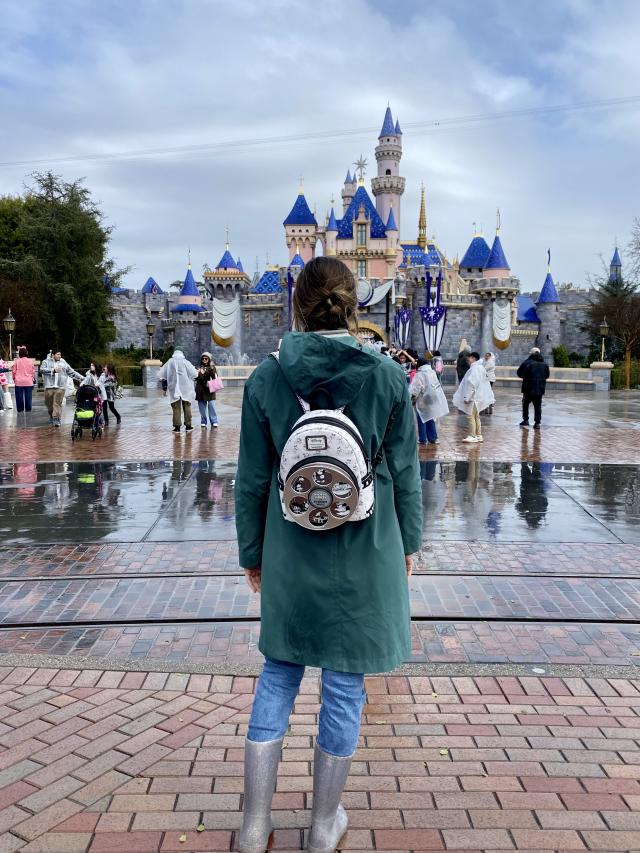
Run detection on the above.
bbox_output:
[235,257,422,853]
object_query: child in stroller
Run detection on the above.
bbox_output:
[72,383,103,441]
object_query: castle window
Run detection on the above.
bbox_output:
[357,259,367,278]
[385,169,391,175]
[356,224,367,246]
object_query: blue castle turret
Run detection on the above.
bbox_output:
[609,246,622,284]
[535,253,561,361]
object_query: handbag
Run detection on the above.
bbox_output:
[207,376,224,393]
[65,376,76,397]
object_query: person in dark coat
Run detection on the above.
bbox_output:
[235,257,421,853]
[517,347,551,428]
[456,345,471,382]
[194,352,219,428]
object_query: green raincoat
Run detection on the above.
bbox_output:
[235,332,422,674]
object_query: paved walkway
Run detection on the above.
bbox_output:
[0,667,638,852]
[1,386,640,850]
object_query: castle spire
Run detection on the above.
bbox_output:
[417,184,427,250]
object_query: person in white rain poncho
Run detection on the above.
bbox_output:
[409,358,449,445]
[158,349,198,432]
[452,351,495,444]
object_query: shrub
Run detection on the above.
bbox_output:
[552,345,570,367]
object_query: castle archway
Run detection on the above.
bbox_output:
[358,319,387,344]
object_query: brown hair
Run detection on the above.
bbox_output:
[292,257,358,333]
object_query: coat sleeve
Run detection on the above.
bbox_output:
[382,380,422,555]
[235,385,276,568]
[544,364,550,379]
[517,362,526,379]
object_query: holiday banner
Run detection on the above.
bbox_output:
[419,269,447,354]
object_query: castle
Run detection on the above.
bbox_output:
[110,106,612,368]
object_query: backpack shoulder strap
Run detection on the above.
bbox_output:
[270,352,309,413]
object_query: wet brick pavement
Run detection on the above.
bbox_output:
[0,573,640,627]
[0,668,637,851]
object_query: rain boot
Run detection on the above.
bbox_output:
[307,742,353,853]
[239,737,282,853]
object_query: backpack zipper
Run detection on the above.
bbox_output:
[285,455,362,494]
[290,415,369,461]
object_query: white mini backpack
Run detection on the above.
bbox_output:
[272,352,377,531]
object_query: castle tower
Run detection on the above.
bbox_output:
[341,170,355,214]
[535,254,562,362]
[172,261,204,315]
[325,207,338,256]
[484,213,511,281]
[458,229,491,282]
[371,106,406,234]
[283,185,318,263]
[385,205,399,277]
[609,245,622,284]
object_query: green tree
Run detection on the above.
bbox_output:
[587,272,640,389]
[0,172,126,363]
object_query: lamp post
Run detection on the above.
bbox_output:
[3,309,16,360]
[599,316,609,362]
[146,320,156,360]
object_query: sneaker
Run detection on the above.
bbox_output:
[200,423,207,428]
[476,435,484,442]
[48,417,54,425]
[533,423,541,430]
[173,426,180,432]
[429,439,440,445]
[185,425,193,432]
[211,423,218,429]
[418,440,427,445]
[519,421,529,427]
[53,419,60,427]
[462,436,477,443]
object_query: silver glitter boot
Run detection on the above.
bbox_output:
[239,737,283,853]
[307,741,353,853]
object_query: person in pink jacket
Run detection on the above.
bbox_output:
[12,347,36,412]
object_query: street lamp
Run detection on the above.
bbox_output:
[599,316,609,362]
[146,320,156,360]
[3,309,16,359]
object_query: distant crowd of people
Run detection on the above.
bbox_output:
[365,340,551,446]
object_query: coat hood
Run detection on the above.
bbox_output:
[529,352,544,362]
[277,331,380,409]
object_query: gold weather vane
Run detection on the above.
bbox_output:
[496,208,501,235]
[353,155,368,182]
[225,225,230,250]
[188,246,191,268]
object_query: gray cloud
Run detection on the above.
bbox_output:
[0,0,638,291]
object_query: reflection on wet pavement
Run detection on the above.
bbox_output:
[1,460,638,545]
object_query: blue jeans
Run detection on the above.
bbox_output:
[198,399,218,425]
[15,386,33,412]
[247,658,366,757]
[417,412,437,443]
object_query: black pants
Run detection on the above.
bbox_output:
[522,394,542,424]
[102,401,121,425]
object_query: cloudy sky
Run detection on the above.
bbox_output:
[1,0,639,291]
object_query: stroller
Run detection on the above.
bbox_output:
[72,384,103,441]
